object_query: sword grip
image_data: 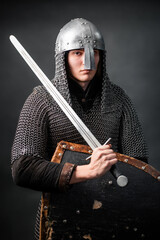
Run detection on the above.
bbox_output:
[110,164,128,187]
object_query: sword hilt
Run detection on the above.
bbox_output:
[110,165,128,187]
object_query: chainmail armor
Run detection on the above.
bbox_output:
[11,50,148,239]
[11,51,148,163]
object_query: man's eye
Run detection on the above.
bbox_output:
[94,50,98,55]
[74,51,82,56]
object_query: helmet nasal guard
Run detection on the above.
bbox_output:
[55,18,105,70]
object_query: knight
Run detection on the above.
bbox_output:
[11,18,149,239]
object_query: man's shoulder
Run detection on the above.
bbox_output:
[105,81,128,102]
[29,84,52,102]
[23,84,52,109]
[108,81,126,95]
[32,84,48,96]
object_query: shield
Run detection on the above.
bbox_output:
[40,141,160,240]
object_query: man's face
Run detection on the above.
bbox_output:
[67,49,100,90]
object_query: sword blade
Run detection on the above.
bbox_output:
[9,35,101,150]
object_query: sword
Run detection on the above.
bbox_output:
[9,35,128,187]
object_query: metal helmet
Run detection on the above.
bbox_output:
[55,18,105,70]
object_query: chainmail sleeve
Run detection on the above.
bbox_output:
[118,88,148,162]
[11,87,49,162]
[11,86,75,192]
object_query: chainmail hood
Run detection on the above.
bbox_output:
[53,18,109,109]
[52,50,109,113]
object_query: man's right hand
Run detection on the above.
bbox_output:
[88,144,118,179]
[70,144,117,184]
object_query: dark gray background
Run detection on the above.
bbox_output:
[1,0,160,239]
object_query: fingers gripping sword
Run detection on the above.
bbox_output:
[9,35,128,187]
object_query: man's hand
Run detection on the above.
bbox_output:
[70,144,117,184]
[88,144,118,179]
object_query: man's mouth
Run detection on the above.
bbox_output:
[80,70,91,73]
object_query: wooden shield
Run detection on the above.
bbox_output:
[40,141,160,240]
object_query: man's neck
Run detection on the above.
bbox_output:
[69,78,90,91]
